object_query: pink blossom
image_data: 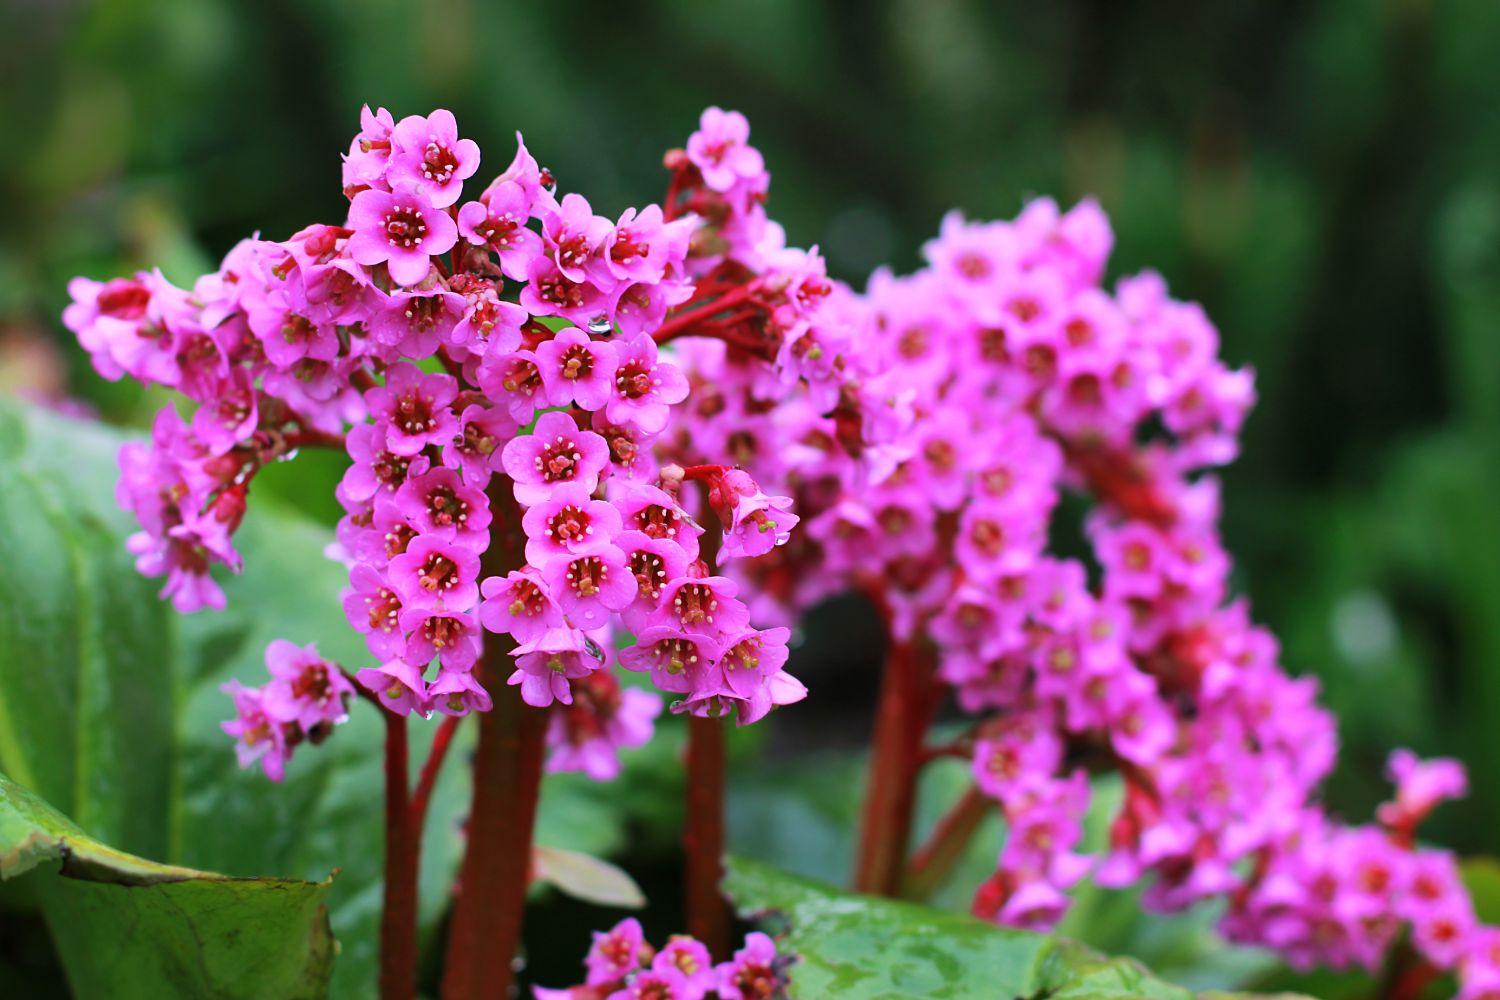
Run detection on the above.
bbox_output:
[261,639,353,732]
[386,109,480,208]
[220,681,292,782]
[686,107,765,194]
[499,410,611,505]
[346,187,457,287]
[478,570,565,645]
[388,533,481,611]
[536,326,619,411]
[521,482,623,564]
[364,362,459,457]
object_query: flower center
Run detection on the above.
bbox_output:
[547,504,591,544]
[615,362,653,399]
[564,556,608,597]
[421,140,458,184]
[418,553,459,592]
[629,550,667,599]
[672,583,717,626]
[559,344,593,381]
[384,207,429,250]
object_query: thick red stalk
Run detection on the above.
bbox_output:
[441,482,547,1000]
[902,784,990,902]
[411,715,462,834]
[853,632,941,896]
[681,485,731,957]
[684,714,730,957]
[380,711,419,1000]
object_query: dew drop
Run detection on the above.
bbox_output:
[279,447,301,463]
[586,315,613,336]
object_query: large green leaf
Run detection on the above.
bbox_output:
[0,771,334,999]
[722,856,1310,1000]
[0,400,472,997]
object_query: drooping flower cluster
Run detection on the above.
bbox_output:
[66,106,821,783]
[658,170,1497,988]
[534,918,788,1000]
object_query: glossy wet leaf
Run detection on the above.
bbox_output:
[722,856,1310,999]
[0,772,334,999]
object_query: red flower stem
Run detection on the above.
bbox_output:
[651,283,761,345]
[854,596,942,896]
[684,713,730,958]
[902,784,990,902]
[411,715,463,833]
[441,481,548,1000]
[680,485,731,958]
[281,428,347,450]
[379,710,420,1000]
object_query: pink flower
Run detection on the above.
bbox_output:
[399,607,480,671]
[521,482,623,564]
[619,628,721,695]
[656,576,751,638]
[442,403,515,487]
[542,545,636,629]
[686,107,765,194]
[342,104,395,191]
[395,467,492,544]
[585,918,646,985]
[536,326,619,411]
[346,187,457,286]
[342,563,407,660]
[220,681,292,782]
[604,335,689,434]
[479,570,565,645]
[356,659,430,717]
[389,533,481,611]
[714,931,783,1000]
[364,362,459,457]
[261,639,353,732]
[429,669,493,717]
[607,966,691,1000]
[386,109,480,208]
[547,674,661,781]
[457,185,542,281]
[652,936,716,1000]
[1378,749,1469,835]
[542,193,614,282]
[708,469,798,560]
[499,410,611,506]
[717,627,791,699]
[510,625,603,708]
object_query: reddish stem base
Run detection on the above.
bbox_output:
[854,638,939,896]
[440,679,548,1000]
[684,715,730,958]
[380,713,419,1000]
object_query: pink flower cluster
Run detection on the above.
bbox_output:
[534,918,787,1000]
[220,640,353,781]
[66,106,820,784]
[659,164,1495,987]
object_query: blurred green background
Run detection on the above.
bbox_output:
[2,0,1498,990]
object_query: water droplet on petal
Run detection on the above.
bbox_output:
[539,168,557,194]
[586,315,613,336]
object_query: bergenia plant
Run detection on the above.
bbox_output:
[61,104,1496,1000]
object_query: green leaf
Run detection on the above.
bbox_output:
[0,400,472,997]
[722,856,1310,1000]
[533,844,646,909]
[0,771,334,999]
